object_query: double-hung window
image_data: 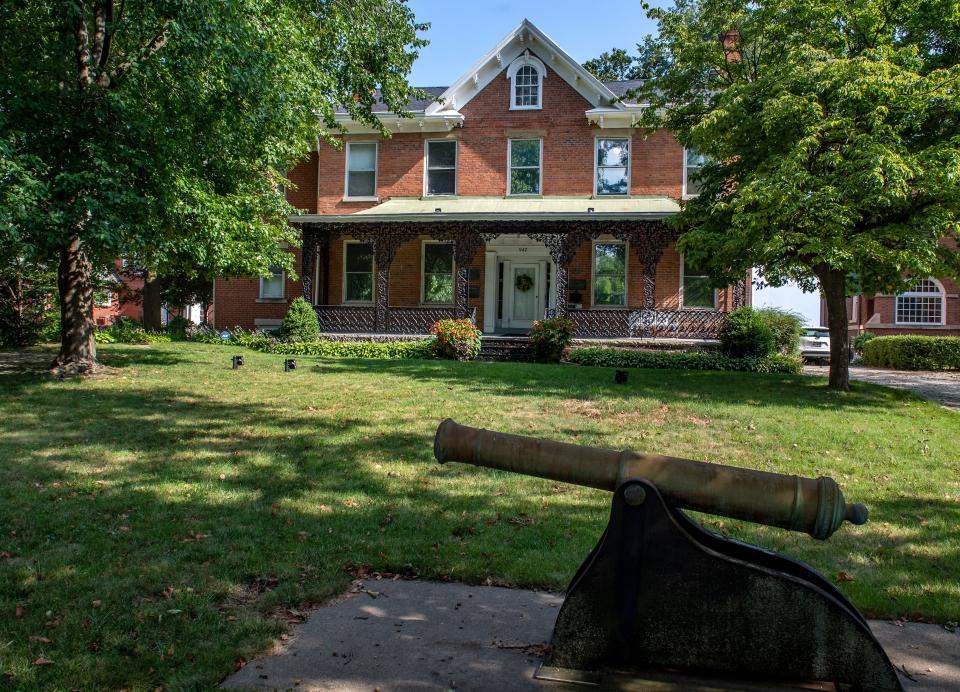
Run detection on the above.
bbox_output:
[683,149,706,197]
[896,279,944,324]
[344,242,374,303]
[593,243,627,307]
[425,141,457,195]
[596,138,630,195]
[681,256,716,309]
[422,242,454,304]
[508,139,542,195]
[260,266,285,300]
[345,142,377,199]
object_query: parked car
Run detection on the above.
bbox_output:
[800,327,831,362]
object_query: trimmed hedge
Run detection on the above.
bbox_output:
[861,336,960,371]
[263,339,434,359]
[719,307,776,358]
[568,347,803,374]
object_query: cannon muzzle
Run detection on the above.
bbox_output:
[434,419,867,539]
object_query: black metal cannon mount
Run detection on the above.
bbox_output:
[433,420,903,691]
[536,479,902,691]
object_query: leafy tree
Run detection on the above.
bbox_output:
[583,48,643,81]
[632,0,960,389]
[0,0,427,374]
[0,257,59,348]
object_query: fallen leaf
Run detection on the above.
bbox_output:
[318,504,332,513]
[118,525,131,533]
[836,571,855,582]
[343,499,359,508]
[91,600,101,609]
[29,636,51,643]
[218,474,226,480]
[32,657,55,667]
[297,531,310,541]
[15,605,25,618]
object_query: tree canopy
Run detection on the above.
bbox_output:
[0,0,427,370]
[632,0,960,389]
[583,47,643,81]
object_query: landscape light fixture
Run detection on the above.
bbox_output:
[284,359,297,372]
[232,355,244,369]
[614,369,628,384]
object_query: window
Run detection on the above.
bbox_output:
[509,139,542,195]
[425,141,457,196]
[422,242,454,304]
[507,54,545,110]
[593,243,627,307]
[596,138,630,196]
[344,242,374,303]
[896,279,944,324]
[345,142,377,199]
[681,256,716,309]
[684,149,707,197]
[260,266,285,300]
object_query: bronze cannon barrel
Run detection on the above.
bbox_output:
[434,419,868,540]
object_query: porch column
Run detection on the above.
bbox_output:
[301,229,317,303]
[452,231,483,320]
[733,277,747,309]
[372,238,393,333]
[554,263,569,316]
[483,249,497,332]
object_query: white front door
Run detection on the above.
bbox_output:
[508,262,542,329]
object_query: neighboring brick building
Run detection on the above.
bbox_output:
[214,19,750,338]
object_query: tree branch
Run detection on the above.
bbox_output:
[108,19,172,85]
[96,0,114,73]
[91,1,106,67]
[73,2,93,85]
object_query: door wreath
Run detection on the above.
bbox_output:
[515,273,534,292]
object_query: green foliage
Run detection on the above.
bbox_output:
[852,331,878,356]
[568,347,802,374]
[755,308,804,355]
[530,317,576,363]
[0,257,58,347]
[862,336,960,370]
[582,48,643,81]
[430,319,482,361]
[264,339,434,360]
[719,308,776,358]
[280,297,321,343]
[190,325,229,345]
[166,316,191,341]
[96,317,171,345]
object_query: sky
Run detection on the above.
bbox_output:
[404,0,824,325]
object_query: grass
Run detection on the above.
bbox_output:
[0,342,958,690]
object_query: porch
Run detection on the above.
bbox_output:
[293,198,746,340]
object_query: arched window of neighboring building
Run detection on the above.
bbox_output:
[895,278,945,325]
[507,53,545,110]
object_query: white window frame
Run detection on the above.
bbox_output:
[507,53,546,111]
[895,278,946,325]
[507,138,543,196]
[680,255,718,310]
[591,241,629,308]
[682,148,706,200]
[423,140,458,197]
[420,240,456,306]
[343,141,379,201]
[342,240,376,305]
[594,137,631,197]
[259,266,285,301]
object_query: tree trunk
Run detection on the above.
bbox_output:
[816,265,850,391]
[52,236,97,373]
[141,271,162,331]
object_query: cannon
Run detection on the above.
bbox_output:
[434,419,902,691]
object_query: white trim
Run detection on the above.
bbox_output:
[591,240,629,308]
[594,136,631,197]
[679,254,718,310]
[895,277,946,325]
[259,266,285,301]
[507,52,545,110]
[342,239,376,304]
[420,240,456,306]
[682,148,704,200]
[507,138,543,196]
[423,139,458,197]
[333,112,464,136]
[343,141,379,201]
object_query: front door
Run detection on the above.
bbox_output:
[508,263,541,330]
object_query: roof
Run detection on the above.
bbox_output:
[291,196,680,224]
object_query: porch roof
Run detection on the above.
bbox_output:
[291,196,680,224]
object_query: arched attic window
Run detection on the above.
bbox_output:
[895,278,945,325]
[508,53,545,110]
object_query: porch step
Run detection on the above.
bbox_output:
[479,335,534,362]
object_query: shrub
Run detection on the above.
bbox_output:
[861,336,960,371]
[166,316,191,341]
[280,296,321,342]
[430,318,482,360]
[106,317,150,344]
[191,325,227,344]
[94,329,116,344]
[719,307,776,358]
[568,347,802,374]
[852,331,877,356]
[530,317,576,363]
[264,339,434,359]
[755,308,803,355]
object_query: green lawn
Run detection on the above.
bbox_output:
[1,343,958,689]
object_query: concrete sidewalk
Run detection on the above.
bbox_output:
[222,579,960,692]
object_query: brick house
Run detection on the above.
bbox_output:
[820,240,960,337]
[213,19,750,338]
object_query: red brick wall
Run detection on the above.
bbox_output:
[214,249,302,330]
